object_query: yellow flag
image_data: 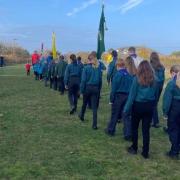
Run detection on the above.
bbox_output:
[52,32,57,59]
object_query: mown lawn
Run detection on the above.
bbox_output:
[0,65,179,180]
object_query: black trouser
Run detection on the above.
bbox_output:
[168,99,180,155]
[39,74,43,80]
[50,77,54,89]
[53,77,58,90]
[27,70,30,76]
[80,85,99,128]
[152,83,163,125]
[68,76,80,110]
[131,101,155,156]
[107,93,128,135]
[34,71,39,80]
[44,76,48,87]
[58,77,65,94]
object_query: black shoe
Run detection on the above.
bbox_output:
[70,108,75,115]
[141,152,149,159]
[152,124,161,128]
[92,126,98,130]
[124,136,132,142]
[104,129,114,136]
[127,146,137,155]
[166,152,179,160]
[163,127,168,134]
[78,114,84,121]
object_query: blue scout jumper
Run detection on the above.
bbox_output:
[163,77,180,157]
[64,60,82,114]
[105,68,134,136]
[124,77,159,158]
[79,64,101,129]
[107,58,117,84]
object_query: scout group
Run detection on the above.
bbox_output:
[26,47,180,160]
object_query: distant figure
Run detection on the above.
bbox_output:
[49,60,56,89]
[56,55,68,95]
[128,47,143,68]
[0,56,4,67]
[25,63,31,76]
[31,51,40,80]
[42,60,49,87]
[150,52,165,128]
[107,50,118,85]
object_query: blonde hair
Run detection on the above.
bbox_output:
[125,56,137,75]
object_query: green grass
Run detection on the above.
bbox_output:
[0,65,179,180]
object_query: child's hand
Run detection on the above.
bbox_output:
[65,85,68,90]
[163,116,168,121]
[109,102,113,105]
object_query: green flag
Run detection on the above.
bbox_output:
[97,5,106,60]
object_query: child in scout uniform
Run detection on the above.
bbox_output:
[64,54,82,114]
[42,60,49,87]
[107,50,118,85]
[79,54,102,130]
[56,55,68,95]
[163,65,180,159]
[49,60,56,89]
[105,58,135,136]
[124,60,159,159]
[150,52,165,128]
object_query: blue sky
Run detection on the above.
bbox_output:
[0,0,180,54]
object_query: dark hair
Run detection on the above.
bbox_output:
[70,54,76,61]
[137,60,155,86]
[59,55,64,60]
[77,56,81,61]
[150,52,164,70]
[125,56,137,75]
[128,47,136,53]
[111,50,118,58]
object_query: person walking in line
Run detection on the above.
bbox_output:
[124,60,159,159]
[64,54,82,114]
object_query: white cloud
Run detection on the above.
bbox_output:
[67,0,98,17]
[119,0,144,13]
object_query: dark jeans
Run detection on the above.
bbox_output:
[152,83,163,125]
[107,93,128,135]
[34,71,39,80]
[44,77,48,87]
[53,77,58,90]
[80,85,99,128]
[50,77,54,89]
[58,77,65,94]
[168,99,180,155]
[131,101,155,156]
[68,76,80,110]
[27,70,30,76]
[123,113,132,138]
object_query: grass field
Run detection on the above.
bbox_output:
[0,65,179,180]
